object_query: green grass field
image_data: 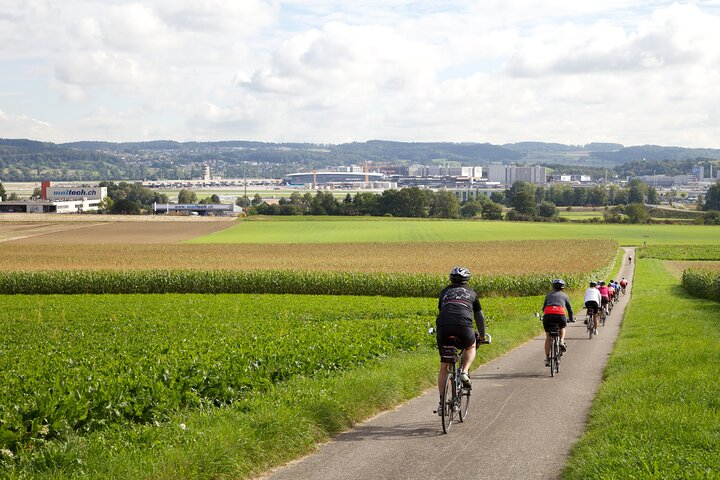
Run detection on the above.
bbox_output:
[188,216,720,245]
[563,258,720,479]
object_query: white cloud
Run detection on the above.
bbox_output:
[505,3,720,76]
[0,109,54,140]
[3,1,720,146]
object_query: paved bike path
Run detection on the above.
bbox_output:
[260,248,635,480]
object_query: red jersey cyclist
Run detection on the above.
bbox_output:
[541,279,573,366]
[597,281,611,316]
[620,277,628,294]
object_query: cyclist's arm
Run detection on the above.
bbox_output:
[565,297,574,322]
[474,309,486,339]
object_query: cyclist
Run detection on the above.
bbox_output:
[583,281,601,332]
[608,280,618,303]
[597,281,611,320]
[620,277,628,294]
[541,278,573,366]
[435,267,487,414]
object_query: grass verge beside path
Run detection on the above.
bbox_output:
[563,258,720,479]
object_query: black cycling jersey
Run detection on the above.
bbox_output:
[436,284,486,337]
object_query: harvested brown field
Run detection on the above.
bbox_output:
[0,217,235,244]
[0,239,617,274]
[663,260,720,279]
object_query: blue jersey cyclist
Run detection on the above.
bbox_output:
[434,267,487,414]
[541,278,574,366]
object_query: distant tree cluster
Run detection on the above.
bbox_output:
[245,187,466,219]
[98,181,169,214]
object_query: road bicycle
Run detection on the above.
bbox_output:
[536,313,561,377]
[585,307,595,339]
[547,325,561,376]
[431,329,491,434]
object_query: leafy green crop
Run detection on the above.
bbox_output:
[0,293,430,451]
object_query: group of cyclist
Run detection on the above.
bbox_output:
[434,266,630,411]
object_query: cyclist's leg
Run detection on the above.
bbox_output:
[544,333,552,357]
[437,365,449,397]
[542,317,555,357]
[461,343,476,374]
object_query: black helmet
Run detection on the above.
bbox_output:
[449,267,471,284]
[551,278,566,289]
[589,281,597,287]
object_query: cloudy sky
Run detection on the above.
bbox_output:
[2,1,720,147]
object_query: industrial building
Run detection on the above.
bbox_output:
[487,165,547,186]
[0,181,107,213]
[283,171,387,188]
[152,202,242,215]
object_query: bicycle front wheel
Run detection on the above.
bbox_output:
[441,373,455,433]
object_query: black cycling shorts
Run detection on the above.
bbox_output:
[436,324,475,353]
[601,297,609,306]
[585,301,599,314]
[542,313,567,332]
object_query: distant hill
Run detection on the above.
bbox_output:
[590,145,720,163]
[1,138,719,182]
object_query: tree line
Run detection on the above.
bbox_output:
[239,179,720,224]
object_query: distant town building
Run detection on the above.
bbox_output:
[487,165,547,186]
[407,165,483,178]
[283,171,386,188]
[636,175,698,188]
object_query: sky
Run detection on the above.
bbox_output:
[2,1,720,147]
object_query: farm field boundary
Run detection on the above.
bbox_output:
[190,216,720,245]
[0,293,542,479]
[563,258,720,478]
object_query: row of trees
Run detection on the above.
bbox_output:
[244,188,474,219]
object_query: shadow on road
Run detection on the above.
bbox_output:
[335,422,441,442]
[471,372,545,380]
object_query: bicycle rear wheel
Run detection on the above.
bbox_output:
[588,322,593,339]
[458,383,470,422]
[441,372,455,433]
